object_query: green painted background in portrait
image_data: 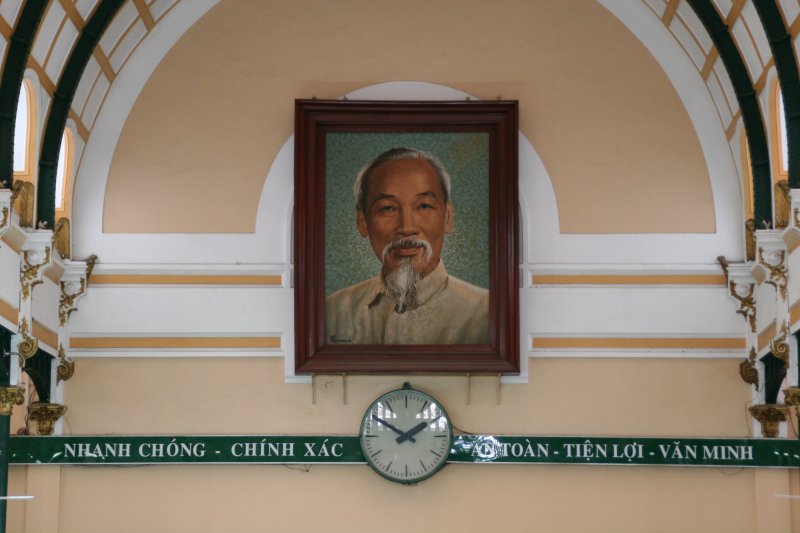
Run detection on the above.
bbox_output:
[325,132,489,295]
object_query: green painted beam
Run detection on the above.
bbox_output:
[0,0,48,190]
[687,0,774,227]
[752,0,800,188]
[36,0,125,228]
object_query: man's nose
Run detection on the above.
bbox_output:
[395,206,419,236]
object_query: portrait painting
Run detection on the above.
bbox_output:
[294,100,519,374]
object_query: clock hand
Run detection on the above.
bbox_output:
[396,416,443,444]
[371,415,417,443]
[396,422,427,444]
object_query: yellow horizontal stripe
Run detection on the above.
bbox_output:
[533,337,745,350]
[0,298,58,348]
[758,321,776,352]
[32,320,58,348]
[532,274,726,285]
[70,337,281,349]
[90,274,282,285]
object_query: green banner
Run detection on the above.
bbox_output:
[6,435,800,468]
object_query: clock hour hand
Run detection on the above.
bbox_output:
[396,415,443,444]
[396,422,427,444]
[371,415,416,443]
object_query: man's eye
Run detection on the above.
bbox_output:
[419,203,434,210]
[376,205,396,213]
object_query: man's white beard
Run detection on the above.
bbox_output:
[381,239,432,314]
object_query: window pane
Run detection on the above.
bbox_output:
[13,86,28,172]
[55,133,67,209]
[779,91,788,173]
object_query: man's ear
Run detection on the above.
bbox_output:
[356,209,369,237]
[444,203,454,234]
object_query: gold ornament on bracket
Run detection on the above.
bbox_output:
[784,388,800,407]
[56,344,74,383]
[17,317,38,360]
[758,247,788,300]
[53,217,71,259]
[748,404,789,438]
[59,278,86,327]
[21,246,52,300]
[739,347,759,389]
[10,181,34,228]
[774,180,791,229]
[770,323,790,367]
[0,206,8,232]
[0,386,24,416]
[27,402,67,436]
[745,219,756,261]
[729,281,756,333]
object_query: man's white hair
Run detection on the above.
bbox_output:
[353,147,452,211]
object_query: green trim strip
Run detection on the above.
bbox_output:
[752,0,800,188]
[7,435,800,468]
[688,0,773,226]
[36,0,125,227]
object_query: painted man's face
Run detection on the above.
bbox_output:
[356,158,453,276]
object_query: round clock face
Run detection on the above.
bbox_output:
[360,386,453,484]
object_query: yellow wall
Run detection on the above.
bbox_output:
[9,357,800,532]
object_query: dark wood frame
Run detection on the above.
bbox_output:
[294,99,519,374]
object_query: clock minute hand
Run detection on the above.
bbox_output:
[371,415,417,443]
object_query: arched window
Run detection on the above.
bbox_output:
[772,82,789,178]
[777,88,788,175]
[13,82,31,173]
[55,130,71,211]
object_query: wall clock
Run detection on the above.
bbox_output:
[359,383,453,484]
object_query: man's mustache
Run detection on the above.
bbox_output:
[381,239,433,264]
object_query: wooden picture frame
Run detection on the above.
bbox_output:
[294,99,519,374]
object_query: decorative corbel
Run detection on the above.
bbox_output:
[745,219,756,262]
[0,386,25,416]
[56,344,74,383]
[790,189,800,231]
[739,347,759,389]
[53,217,70,259]
[58,278,86,327]
[17,317,37,361]
[774,179,791,229]
[748,404,790,438]
[55,255,96,386]
[770,323,790,367]
[0,188,11,236]
[729,281,756,333]
[10,181,34,228]
[27,402,67,435]
[720,261,760,389]
[21,244,52,301]
[758,246,788,301]
[784,387,800,407]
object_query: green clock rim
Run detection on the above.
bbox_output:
[359,386,453,485]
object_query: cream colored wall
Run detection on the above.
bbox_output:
[6,357,800,532]
[103,0,714,235]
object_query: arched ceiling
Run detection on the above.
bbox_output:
[1,0,799,247]
[105,0,714,235]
